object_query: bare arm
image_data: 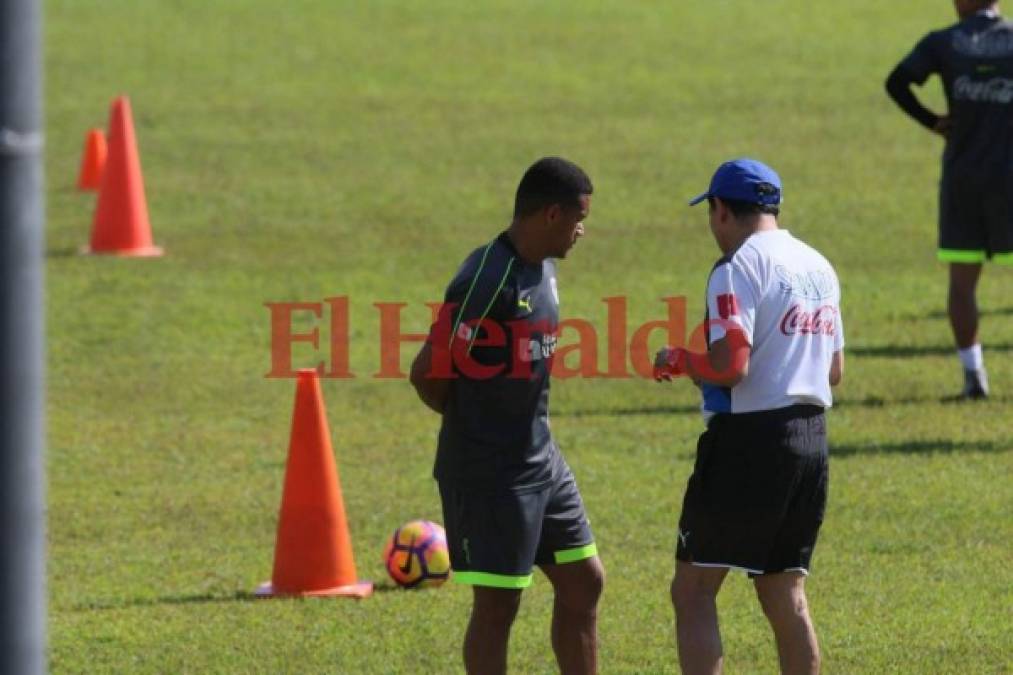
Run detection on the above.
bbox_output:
[410,342,450,414]
[655,329,751,388]
[829,350,843,387]
[687,332,751,388]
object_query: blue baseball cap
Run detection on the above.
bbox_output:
[688,158,782,207]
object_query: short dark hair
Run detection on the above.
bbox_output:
[513,157,593,218]
[707,196,780,219]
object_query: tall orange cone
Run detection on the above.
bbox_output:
[84,95,163,256]
[76,128,107,191]
[256,369,373,598]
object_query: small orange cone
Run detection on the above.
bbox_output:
[76,128,107,191]
[256,369,373,598]
[84,95,163,256]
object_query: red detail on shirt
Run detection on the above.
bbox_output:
[717,293,739,319]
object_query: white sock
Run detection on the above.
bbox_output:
[958,344,984,371]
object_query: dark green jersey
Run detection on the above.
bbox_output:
[901,10,1013,175]
[432,232,561,492]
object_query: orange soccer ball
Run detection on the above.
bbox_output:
[383,520,451,589]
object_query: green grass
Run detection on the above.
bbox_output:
[45,0,1012,672]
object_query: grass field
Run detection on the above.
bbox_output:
[44,1,1012,672]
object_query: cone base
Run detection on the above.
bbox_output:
[254,580,373,599]
[79,244,164,258]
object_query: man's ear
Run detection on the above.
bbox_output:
[544,203,562,225]
[712,198,728,223]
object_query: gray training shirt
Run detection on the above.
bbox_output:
[430,232,561,493]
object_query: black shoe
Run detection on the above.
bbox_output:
[960,368,989,400]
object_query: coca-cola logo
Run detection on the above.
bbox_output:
[953,75,1013,104]
[780,304,837,336]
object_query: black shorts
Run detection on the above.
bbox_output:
[438,458,596,589]
[676,404,829,576]
[938,173,1013,264]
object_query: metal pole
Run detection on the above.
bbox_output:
[0,0,47,672]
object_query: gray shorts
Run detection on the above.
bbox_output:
[438,459,596,589]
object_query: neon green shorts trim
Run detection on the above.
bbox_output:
[938,248,987,263]
[994,252,1013,265]
[452,571,533,589]
[553,542,598,564]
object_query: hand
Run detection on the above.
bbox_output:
[932,115,952,137]
[653,345,689,382]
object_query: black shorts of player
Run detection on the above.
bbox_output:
[676,404,828,577]
[438,461,596,589]
[938,172,1013,265]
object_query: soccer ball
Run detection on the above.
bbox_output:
[383,520,451,589]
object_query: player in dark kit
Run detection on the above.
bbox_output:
[886,0,1013,399]
[410,157,604,675]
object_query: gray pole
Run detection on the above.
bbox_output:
[0,0,47,673]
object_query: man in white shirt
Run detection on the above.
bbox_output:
[654,158,844,675]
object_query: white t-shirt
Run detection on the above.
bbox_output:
[701,229,843,418]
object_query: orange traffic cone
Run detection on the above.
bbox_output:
[256,369,373,598]
[76,128,107,191]
[84,95,163,256]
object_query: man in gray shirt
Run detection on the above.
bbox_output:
[411,157,603,675]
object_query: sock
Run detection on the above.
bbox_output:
[958,344,984,371]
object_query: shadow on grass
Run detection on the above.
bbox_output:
[46,246,82,259]
[72,591,258,612]
[557,393,1009,417]
[833,395,931,408]
[831,439,1009,456]
[665,438,1010,461]
[72,581,418,611]
[913,306,1013,320]
[370,580,451,594]
[555,404,700,418]
[848,342,1013,358]
[834,394,1010,407]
